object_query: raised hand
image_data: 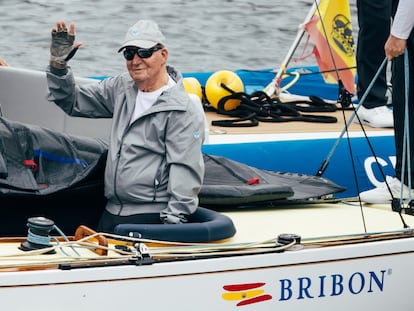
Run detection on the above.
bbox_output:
[50,20,82,68]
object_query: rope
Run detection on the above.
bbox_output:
[211,88,337,128]
[400,49,412,201]
[316,58,388,177]
[27,228,51,246]
[24,219,80,256]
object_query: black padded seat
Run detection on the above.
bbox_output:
[113,207,236,243]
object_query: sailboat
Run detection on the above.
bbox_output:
[0,0,411,310]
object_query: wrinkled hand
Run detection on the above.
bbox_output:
[384,34,407,60]
[50,21,82,68]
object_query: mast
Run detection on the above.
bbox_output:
[264,0,321,97]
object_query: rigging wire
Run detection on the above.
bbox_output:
[390,49,411,228]
[309,0,399,231]
[313,0,340,83]
[313,0,354,108]
[400,50,412,198]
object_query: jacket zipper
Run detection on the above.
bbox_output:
[153,178,159,201]
[114,146,123,215]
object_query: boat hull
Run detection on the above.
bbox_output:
[0,235,412,310]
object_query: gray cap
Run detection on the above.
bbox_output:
[118,20,166,52]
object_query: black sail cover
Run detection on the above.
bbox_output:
[0,118,108,195]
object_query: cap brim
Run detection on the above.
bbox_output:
[117,39,157,52]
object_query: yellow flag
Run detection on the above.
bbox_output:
[304,0,356,94]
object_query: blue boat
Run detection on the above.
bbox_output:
[0,65,394,199]
[186,66,395,199]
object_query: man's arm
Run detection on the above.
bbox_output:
[385,0,414,59]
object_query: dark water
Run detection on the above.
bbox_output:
[1,0,357,77]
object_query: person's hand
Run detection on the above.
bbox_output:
[385,34,407,60]
[0,58,8,66]
[50,20,82,68]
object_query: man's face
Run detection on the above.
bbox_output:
[124,45,168,85]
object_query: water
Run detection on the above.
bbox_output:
[0,0,357,77]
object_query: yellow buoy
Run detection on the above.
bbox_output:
[205,70,244,111]
[183,77,203,101]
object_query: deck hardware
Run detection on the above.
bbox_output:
[19,217,56,254]
[277,233,301,245]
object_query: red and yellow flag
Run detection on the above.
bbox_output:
[304,0,356,94]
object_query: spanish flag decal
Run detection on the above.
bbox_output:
[304,0,356,94]
[222,282,272,306]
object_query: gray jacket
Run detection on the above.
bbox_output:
[46,65,205,224]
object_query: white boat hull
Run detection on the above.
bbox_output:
[0,235,412,310]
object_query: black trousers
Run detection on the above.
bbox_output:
[392,31,414,186]
[356,0,392,108]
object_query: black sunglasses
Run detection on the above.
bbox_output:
[123,46,163,60]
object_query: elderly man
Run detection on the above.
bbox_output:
[46,20,205,231]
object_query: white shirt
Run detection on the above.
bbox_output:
[130,76,210,143]
[130,76,176,124]
[391,0,414,39]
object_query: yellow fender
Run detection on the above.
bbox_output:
[182,77,203,100]
[205,70,244,111]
